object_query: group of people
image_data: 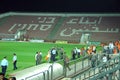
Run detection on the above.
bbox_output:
[1,40,119,80]
[89,40,120,68]
[37,45,96,64]
[45,46,88,63]
[44,47,64,63]
[34,40,120,72]
[0,53,17,80]
[90,52,109,68]
[34,44,102,70]
[35,47,61,65]
[101,40,120,54]
[34,47,72,71]
[71,47,87,60]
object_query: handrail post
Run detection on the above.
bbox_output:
[79,75,81,80]
[47,70,49,80]
[82,59,84,69]
[51,65,53,80]
[64,65,67,77]
[88,71,90,80]
[108,72,113,80]
[74,60,76,74]
[43,72,45,80]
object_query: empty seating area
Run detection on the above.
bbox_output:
[0,15,61,39]
[90,32,119,42]
[54,16,99,43]
[0,12,120,43]
[98,17,120,30]
[54,16,120,43]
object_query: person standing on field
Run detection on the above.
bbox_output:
[0,56,8,75]
[45,49,51,63]
[35,52,38,65]
[36,52,42,65]
[13,53,17,70]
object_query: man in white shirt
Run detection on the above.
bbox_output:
[35,52,38,65]
[76,47,81,58]
[0,56,8,75]
[108,41,114,54]
[13,53,17,70]
[51,48,57,61]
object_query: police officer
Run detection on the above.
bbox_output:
[0,56,8,75]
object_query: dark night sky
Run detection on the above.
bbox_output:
[0,0,120,13]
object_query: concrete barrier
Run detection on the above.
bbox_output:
[10,63,63,80]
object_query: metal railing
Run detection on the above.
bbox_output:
[24,61,57,80]
[72,54,120,80]
[65,55,91,77]
[25,65,53,80]
[0,33,15,41]
[22,55,91,80]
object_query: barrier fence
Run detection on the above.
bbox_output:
[23,55,90,80]
[72,54,120,80]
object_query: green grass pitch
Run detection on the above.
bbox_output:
[0,41,93,76]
